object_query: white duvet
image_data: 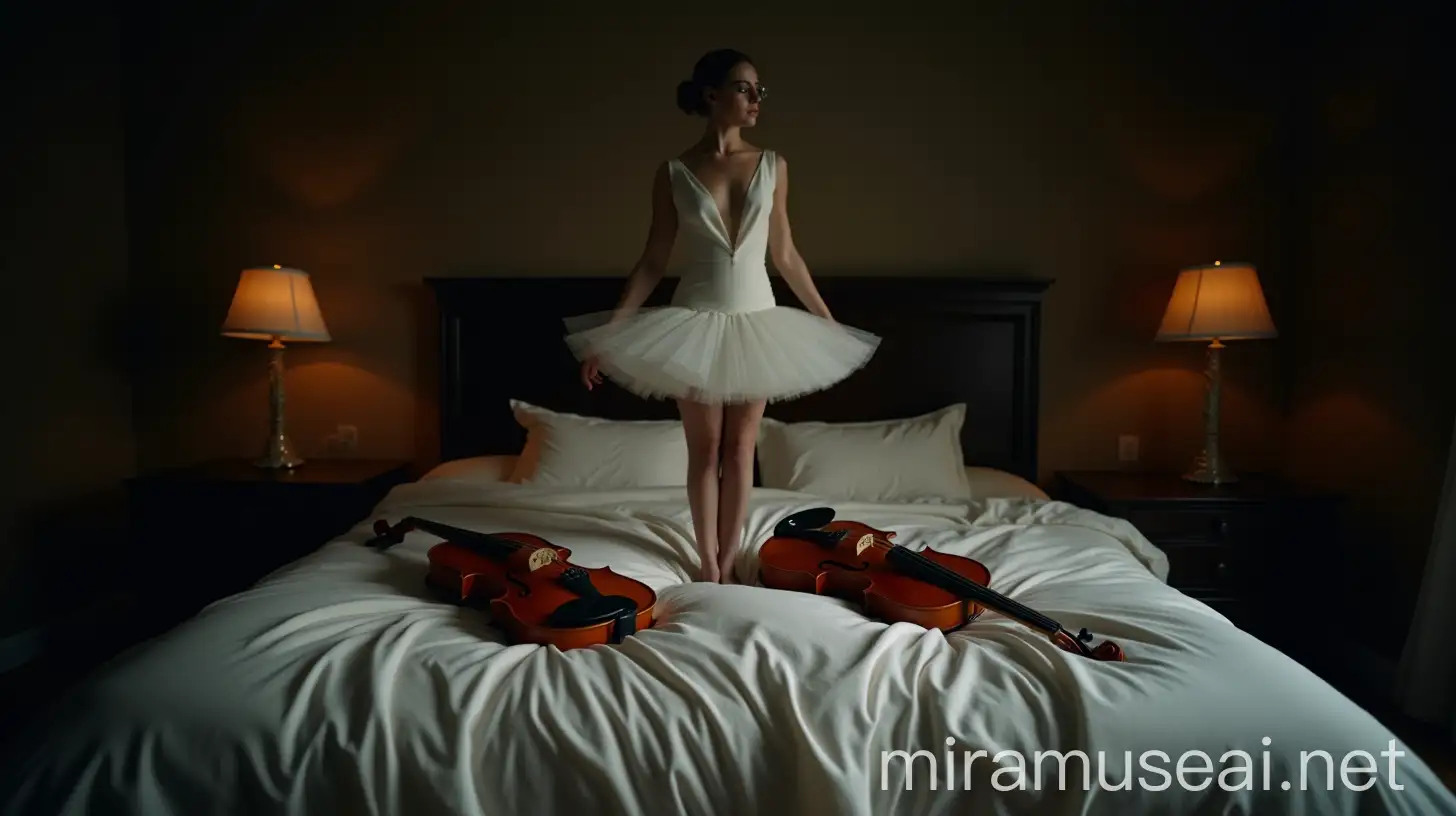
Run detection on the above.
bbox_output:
[2,479,1453,815]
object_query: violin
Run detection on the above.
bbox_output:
[366,516,657,651]
[757,508,1125,661]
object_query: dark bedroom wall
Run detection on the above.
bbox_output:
[120,2,1299,483]
[0,2,135,638]
[22,0,1446,665]
[1283,1,1452,661]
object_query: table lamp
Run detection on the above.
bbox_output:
[220,265,331,469]
[1155,260,1277,484]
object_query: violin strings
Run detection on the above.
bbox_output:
[410,517,534,555]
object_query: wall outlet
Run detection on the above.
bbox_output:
[327,424,359,454]
[1117,434,1140,463]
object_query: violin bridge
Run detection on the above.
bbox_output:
[527,548,559,571]
[854,534,874,555]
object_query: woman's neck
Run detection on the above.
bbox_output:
[696,123,746,156]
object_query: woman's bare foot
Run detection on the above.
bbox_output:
[717,547,739,584]
[695,539,721,582]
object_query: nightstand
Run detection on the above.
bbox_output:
[1050,470,1341,639]
[126,458,412,625]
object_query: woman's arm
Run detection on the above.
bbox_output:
[767,154,833,322]
[610,162,678,322]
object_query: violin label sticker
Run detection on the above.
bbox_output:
[528,548,558,571]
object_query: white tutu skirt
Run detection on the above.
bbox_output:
[563,306,881,404]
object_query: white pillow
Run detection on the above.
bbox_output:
[420,455,519,483]
[755,404,972,503]
[508,400,689,489]
[964,466,1047,501]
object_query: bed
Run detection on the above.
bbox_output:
[1,274,1452,815]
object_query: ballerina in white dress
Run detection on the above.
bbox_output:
[564,48,880,584]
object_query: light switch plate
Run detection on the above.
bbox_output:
[1118,435,1139,462]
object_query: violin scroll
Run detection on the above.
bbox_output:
[1052,628,1126,662]
[366,518,408,550]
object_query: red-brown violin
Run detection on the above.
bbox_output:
[366,516,657,651]
[757,507,1125,661]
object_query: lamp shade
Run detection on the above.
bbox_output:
[221,266,331,342]
[1155,261,1277,342]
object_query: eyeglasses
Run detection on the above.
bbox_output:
[726,80,768,101]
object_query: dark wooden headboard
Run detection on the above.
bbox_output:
[425,275,1052,483]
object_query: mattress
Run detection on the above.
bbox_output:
[1,477,1452,815]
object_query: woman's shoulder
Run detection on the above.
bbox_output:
[751,145,785,167]
[758,147,786,178]
[658,145,784,185]
[669,143,780,164]
[748,144,782,163]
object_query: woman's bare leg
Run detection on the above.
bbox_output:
[677,398,724,582]
[716,399,766,583]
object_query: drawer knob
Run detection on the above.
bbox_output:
[1217,560,1230,578]
[1213,518,1229,537]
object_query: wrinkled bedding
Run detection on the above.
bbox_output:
[1,479,1452,815]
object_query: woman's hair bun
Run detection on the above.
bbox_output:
[674,50,753,117]
[675,79,702,116]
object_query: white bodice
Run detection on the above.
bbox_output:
[666,150,778,314]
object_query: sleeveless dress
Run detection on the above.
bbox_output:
[562,150,881,405]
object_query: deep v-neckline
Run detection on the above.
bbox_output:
[673,151,767,251]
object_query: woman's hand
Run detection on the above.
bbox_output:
[581,357,604,390]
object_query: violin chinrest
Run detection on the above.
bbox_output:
[544,594,642,644]
[774,507,837,537]
[545,594,640,628]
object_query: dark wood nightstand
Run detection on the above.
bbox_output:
[1050,470,1341,640]
[0,460,412,738]
[126,458,412,626]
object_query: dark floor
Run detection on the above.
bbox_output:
[1284,642,1456,794]
[1352,696,1456,793]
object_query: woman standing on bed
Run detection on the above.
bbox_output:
[563,48,880,584]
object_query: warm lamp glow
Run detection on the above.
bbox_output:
[1155,260,1278,485]
[221,266,331,342]
[220,265,330,469]
[1155,261,1276,342]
